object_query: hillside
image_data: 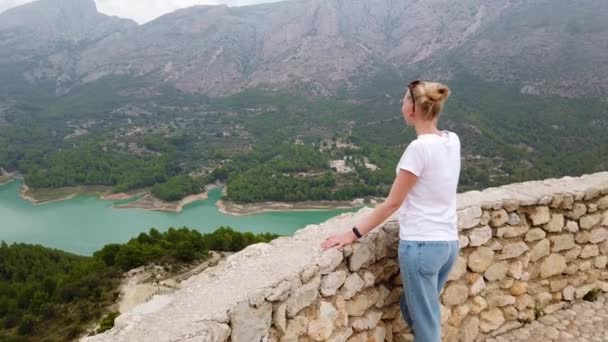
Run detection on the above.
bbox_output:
[0,0,607,202]
[1,0,607,97]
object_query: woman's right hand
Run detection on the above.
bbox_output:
[321,230,357,250]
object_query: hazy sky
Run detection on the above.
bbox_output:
[0,0,285,23]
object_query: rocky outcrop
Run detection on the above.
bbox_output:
[2,0,607,97]
[83,172,608,341]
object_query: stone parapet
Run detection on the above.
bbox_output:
[84,172,608,341]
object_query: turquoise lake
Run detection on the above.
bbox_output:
[0,180,356,255]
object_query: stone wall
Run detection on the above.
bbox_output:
[85,172,608,342]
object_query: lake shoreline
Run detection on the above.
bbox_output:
[8,180,377,216]
[14,180,214,213]
[0,169,22,186]
[216,198,377,216]
[113,191,209,213]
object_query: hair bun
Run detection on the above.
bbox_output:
[424,82,451,102]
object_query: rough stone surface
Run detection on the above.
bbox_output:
[543,214,564,232]
[470,296,488,314]
[510,281,528,296]
[480,308,505,333]
[495,294,608,341]
[83,172,608,342]
[566,203,587,220]
[524,228,546,242]
[598,195,608,210]
[490,209,509,227]
[507,213,521,226]
[301,265,320,284]
[286,275,321,317]
[319,248,344,275]
[487,294,516,307]
[341,273,364,300]
[349,243,373,272]
[497,225,529,238]
[266,280,294,302]
[515,294,534,311]
[549,279,568,292]
[580,214,603,230]
[499,242,529,260]
[321,270,347,297]
[590,227,608,243]
[528,206,551,226]
[442,283,469,306]
[448,256,467,281]
[549,234,575,252]
[595,255,608,269]
[564,245,582,261]
[273,304,287,334]
[230,301,272,342]
[459,316,480,342]
[345,288,379,317]
[307,301,338,340]
[484,261,509,282]
[458,206,483,229]
[540,254,567,279]
[530,239,551,262]
[467,273,486,296]
[580,245,599,258]
[468,247,495,273]
[351,310,382,332]
[508,261,523,280]
[564,220,579,233]
[469,225,493,247]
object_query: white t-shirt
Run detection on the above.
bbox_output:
[395,131,461,241]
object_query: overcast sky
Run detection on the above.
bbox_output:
[0,0,285,23]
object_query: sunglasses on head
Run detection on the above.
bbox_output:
[407,80,421,114]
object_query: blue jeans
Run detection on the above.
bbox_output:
[398,240,459,342]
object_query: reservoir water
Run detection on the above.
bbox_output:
[0,180,357,255]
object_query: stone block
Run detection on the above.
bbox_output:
[527,206,551,226]
[286,275,321,318]
[469,226,492,247]
[543,214,564,233]
[540,254,567,278]
[458,206,483,230]
[498,242,528,260]
[230,301,272,342]
[484,261,509,282]
[468,247,495,273]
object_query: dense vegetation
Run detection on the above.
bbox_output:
[151,175,205,202]
[0,227,279,341]
[1,73,606,203]
[21,144,172,192]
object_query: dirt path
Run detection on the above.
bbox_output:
[118,252,228,314]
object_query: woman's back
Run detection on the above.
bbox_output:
[396,131,461,241]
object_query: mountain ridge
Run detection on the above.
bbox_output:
[1,0,607,98]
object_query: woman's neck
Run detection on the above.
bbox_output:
[414,120,441,136]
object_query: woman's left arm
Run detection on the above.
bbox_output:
[321,170,418,250]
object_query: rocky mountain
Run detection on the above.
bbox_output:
[0,0,606,98]
[0,0,136,94]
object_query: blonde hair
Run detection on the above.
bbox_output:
[408,81,451,120]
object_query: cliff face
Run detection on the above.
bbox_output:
[84,172,608,341]
[2,0,607,97]
[0,0,136,94]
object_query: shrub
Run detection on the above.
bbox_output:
[97,311,120,334]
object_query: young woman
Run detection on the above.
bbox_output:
[321,80,460,342]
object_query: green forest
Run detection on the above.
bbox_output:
[0,227,278,342]
[1,74,606,204]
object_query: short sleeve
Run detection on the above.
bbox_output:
[397,141,425,176]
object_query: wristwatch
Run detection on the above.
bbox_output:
[352,226,363,239]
